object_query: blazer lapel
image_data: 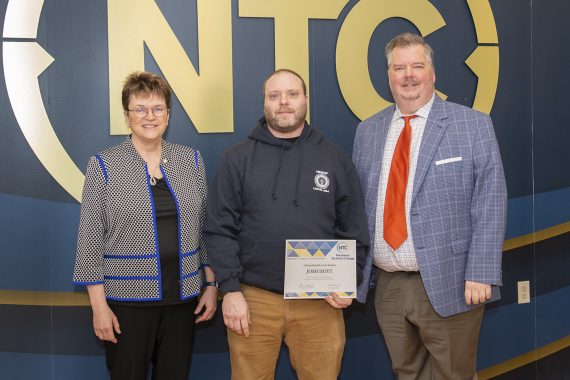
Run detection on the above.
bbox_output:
[412,96,449,201]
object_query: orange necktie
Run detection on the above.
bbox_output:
[384,115,417,251]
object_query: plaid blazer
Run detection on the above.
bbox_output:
[353,95,507,317]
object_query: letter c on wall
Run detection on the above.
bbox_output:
[336,0,446,121]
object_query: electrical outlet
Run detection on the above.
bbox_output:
[518,281,530,304]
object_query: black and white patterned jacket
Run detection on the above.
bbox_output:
[73,138,208,301]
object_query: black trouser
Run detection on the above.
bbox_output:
[106,300,198,380]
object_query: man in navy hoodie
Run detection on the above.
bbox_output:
[205,69,369,380]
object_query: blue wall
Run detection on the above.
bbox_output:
[1,0,569,379]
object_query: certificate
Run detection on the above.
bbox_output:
[284,239,356,299]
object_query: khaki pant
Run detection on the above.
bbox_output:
[375,269,484,380]
[228,284,346,380]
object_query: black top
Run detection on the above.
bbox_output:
[109,177,188,306]
[152,177,182,304]
[279,136,299,143]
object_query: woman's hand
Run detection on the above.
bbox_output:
[92,304,121,343]
[195,286,218,323]
[87,284,121,343]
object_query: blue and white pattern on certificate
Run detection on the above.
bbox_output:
[286,240,338,257]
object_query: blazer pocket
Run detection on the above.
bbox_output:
[451,238,471,254]
[435,156,462,166]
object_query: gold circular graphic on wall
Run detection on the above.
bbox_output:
[3,0,84,201]
[336,0,499,120]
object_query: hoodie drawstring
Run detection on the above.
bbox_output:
[292,137,304,207]
[271,144,287,200]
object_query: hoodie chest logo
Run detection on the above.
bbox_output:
[313,170,330,193]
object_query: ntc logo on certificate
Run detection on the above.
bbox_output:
[284,240,356,299]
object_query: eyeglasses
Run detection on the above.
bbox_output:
[127,105,168,118]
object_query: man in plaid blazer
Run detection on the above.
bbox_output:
[353,33,507,379]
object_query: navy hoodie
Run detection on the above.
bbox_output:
[205,118,369,295]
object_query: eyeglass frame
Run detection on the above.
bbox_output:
[126,105,169,118]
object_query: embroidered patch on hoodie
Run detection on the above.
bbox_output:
[313,170,330,193]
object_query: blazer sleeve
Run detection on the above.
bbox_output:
[204,152,244,293]
[333,162,370,288]
[352,123,375,303]
[465,114,507,285]
[352,123,364,170]
[72,156,107,285]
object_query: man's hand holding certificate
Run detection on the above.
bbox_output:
[284,240,357,300]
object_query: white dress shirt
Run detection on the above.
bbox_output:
[374,94,435,272]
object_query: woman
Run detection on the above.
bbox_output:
[73,71,217,379]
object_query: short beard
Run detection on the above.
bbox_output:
[264,104,307,135]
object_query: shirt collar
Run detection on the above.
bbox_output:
[392,92,436,122]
